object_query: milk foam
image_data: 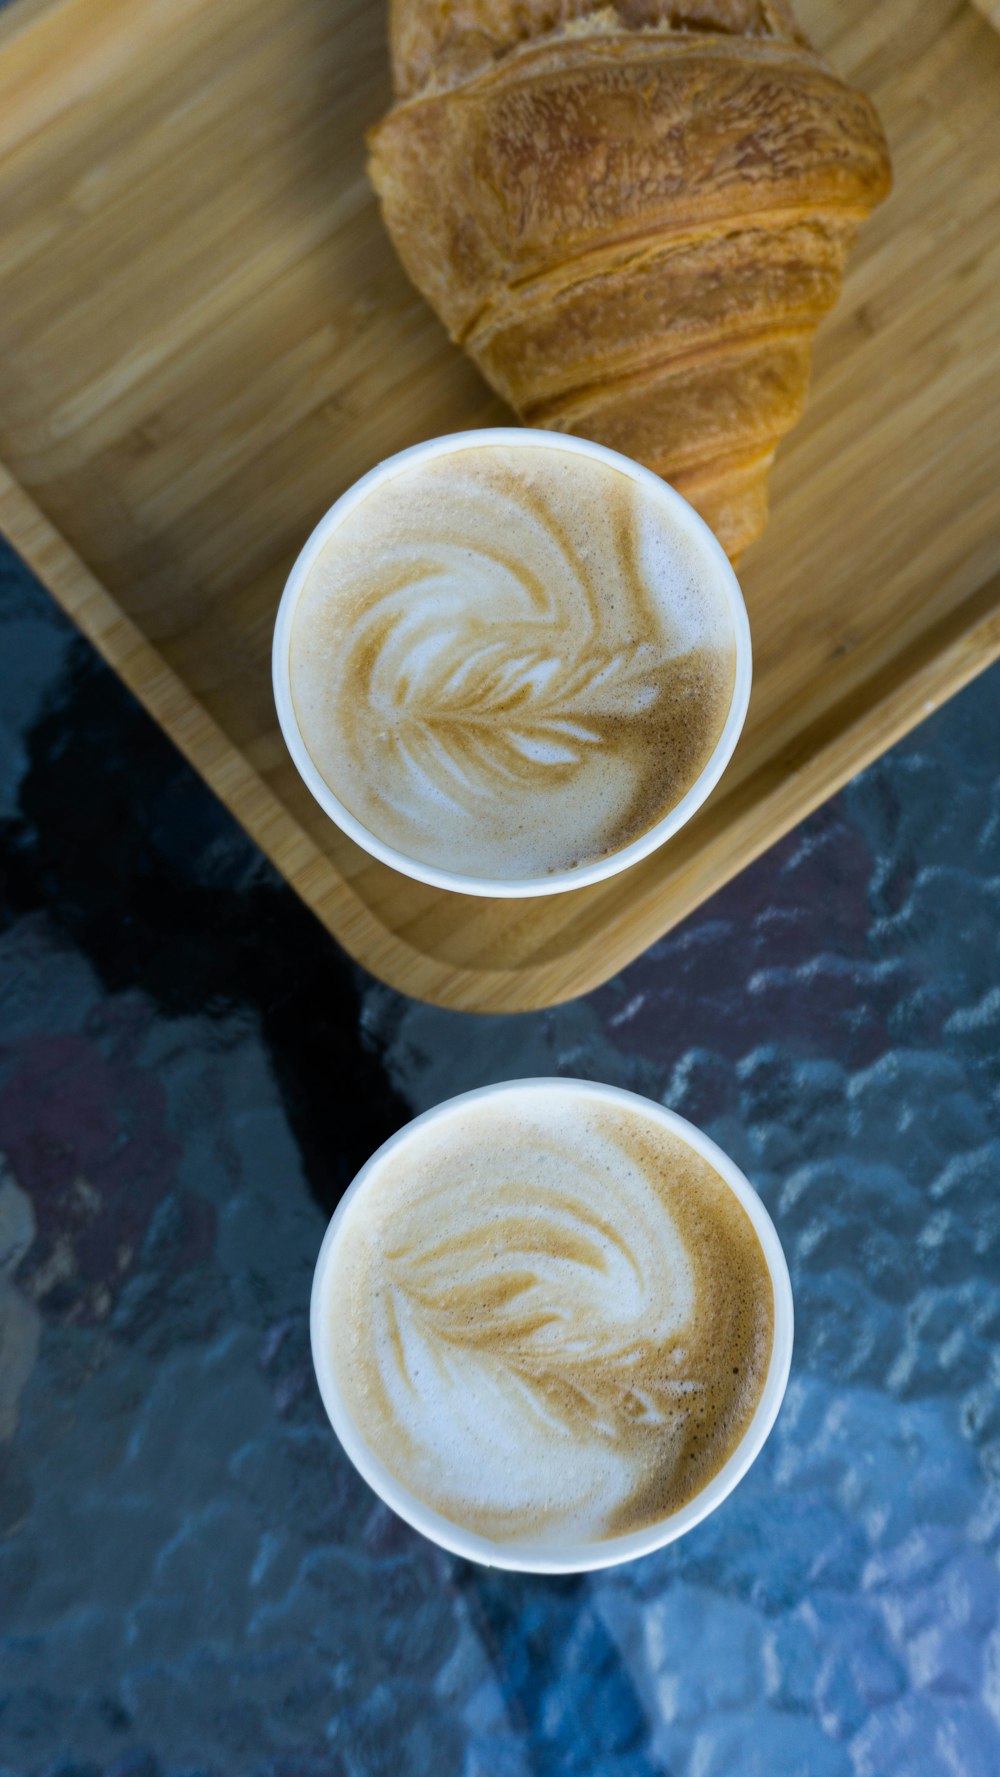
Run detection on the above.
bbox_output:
[289,445,737,880]
[326,1086,774,1547]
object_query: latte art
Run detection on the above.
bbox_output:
[325,1086,774,1547]
[289,445,737,881]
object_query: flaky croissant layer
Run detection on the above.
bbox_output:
[369,0,891,559]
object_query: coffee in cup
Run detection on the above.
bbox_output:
[311,1079,792,1572]
[274,431,750,896]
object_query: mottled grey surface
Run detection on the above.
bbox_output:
[1,519,999,1777]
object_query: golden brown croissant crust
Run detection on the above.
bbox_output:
[389,0,810,97]
[370,1,891,558]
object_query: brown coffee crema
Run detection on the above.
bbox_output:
[327,1089,774,1547]
[289,445,737,880]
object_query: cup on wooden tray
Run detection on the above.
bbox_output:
[273,429,750,897]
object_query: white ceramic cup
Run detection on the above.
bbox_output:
[310,1078,793,1574]
[273,429,751,898]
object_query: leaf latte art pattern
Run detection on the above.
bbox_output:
[289,446,737,880]
[327,1089,774,1548]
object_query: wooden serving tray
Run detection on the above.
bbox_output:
[2,0,999,1012]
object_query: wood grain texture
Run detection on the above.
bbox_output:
[1,0,999,1012]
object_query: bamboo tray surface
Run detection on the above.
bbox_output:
[2,0,999,1011]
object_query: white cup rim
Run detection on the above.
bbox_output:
[310,1077,793,1574]
[273,428,752,898]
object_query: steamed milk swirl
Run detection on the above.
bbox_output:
[327,1088,774,1547]
[289,445,736,880]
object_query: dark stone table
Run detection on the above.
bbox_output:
[3,517,999,1776]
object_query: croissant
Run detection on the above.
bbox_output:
[368,0,891,559]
